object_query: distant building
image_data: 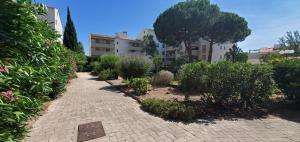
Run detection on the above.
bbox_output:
[90,29,234,65]
[138,29,233,65]
[39,6,63,41]
[89,32,148,59]
[248,44,281,64]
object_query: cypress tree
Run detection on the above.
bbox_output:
[63,7,78,51]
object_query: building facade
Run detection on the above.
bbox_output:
[138,29,233,65]
[89,32,147,59]
[39,6,63,41]
[90,29,234,65]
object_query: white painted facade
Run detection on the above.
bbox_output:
[89,32,147,59]
[90,29,234,64]
[39,6,63,41]
[138,29,233,64]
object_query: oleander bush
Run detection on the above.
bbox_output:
[141,98,195,121]
[0,1,77,141]
[129,78,149,95]
[119,56,152,79]
[152,70,174,86]
[272,59,300,102]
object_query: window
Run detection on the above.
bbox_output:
[202,55,206,60]
[116,42,118,44]
[224,46,226,50]
[220,46,222,50]
[220,55,222,59]
[202,45,206,52]
[162,51,165,55]
[106,48,110,52]
[95,47,100,51]
[117,49,118,52]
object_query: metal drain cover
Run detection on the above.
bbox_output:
[77,121,105,142]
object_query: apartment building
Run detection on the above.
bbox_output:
[138,29,233,64]
[39,6,63,41]
[89,32,147,58]
[90,29,233,65]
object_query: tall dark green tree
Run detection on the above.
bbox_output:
[225,44,248,63]
[142,34,158,57]
[154,0,219,62]
[204,12,251,63]
[63,7,78,51]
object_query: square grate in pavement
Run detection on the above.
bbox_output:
[77,121,105,142]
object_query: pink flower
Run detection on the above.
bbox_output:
[1,90,17,103]
[0,65,8,73]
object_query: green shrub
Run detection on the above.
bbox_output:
[179,61,209,94]
[141,98,195,121]
[119,56,152,79]
[129,78,149,95]
[260,53,283,63]
[98,69,118,81]
[273,59,300,102]
[179,61,274,108]
[92,54,119,75]
[209,62,274,108]
[152,70,174,86]
[168,57,188,75]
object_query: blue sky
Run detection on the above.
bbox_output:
[36,0,300,55]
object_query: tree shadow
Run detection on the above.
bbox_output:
[268,102,300,123]
[87,77,98,80]
[99,85,123,93]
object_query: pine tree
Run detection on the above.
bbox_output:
[63,7,78,51]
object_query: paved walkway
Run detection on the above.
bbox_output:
[24,73,300,142]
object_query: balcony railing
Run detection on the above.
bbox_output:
[91,42,115,48]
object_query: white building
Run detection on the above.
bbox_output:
[90,29,234,65]
[138,29,233,64]
[39,6,63,41]
[89,32,148,59]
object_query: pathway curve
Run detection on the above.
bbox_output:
[24,73,300,142]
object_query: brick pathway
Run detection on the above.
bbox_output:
[24,73,300,142]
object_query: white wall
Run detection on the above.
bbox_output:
[211,42,233,62]
[138,29,165,55]
[115,38,129,56]
[39,7,63,42]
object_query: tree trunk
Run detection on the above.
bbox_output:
[184,41,193,63]
[208,41,214,63]
[187,47,193,63]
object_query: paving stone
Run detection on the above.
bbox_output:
[23,73,300,142]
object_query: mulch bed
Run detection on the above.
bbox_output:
[106,79,300,122]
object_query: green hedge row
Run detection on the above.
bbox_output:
[179,61,274,108]
[273,59,300,102]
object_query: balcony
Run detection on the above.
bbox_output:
[128,46,143,51]
[91,42,115,49]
